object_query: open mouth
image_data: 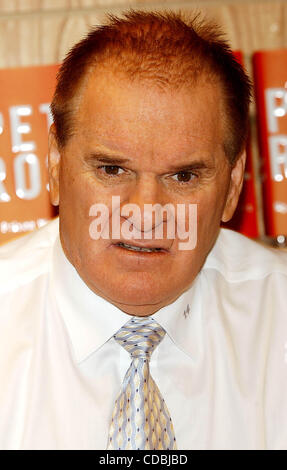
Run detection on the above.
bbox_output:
[115,242,165,253]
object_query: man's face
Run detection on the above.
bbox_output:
[49,68,245,316]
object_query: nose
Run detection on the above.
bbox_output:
[121,174,169,234]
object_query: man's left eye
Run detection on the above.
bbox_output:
[171,171,195,183]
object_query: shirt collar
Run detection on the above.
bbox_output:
[152,275,203,361]
[51,236,129,363]
[51,232,203,364]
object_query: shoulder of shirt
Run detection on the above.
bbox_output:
[204,227,287,282]
[0,217,59,294]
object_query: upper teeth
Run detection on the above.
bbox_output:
[118,242,160,252]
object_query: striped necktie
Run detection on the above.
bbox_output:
[107,316,177,450]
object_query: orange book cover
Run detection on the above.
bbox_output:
[0,64,59,244]
[253,49,287,238]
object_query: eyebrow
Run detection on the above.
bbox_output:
[83,152,131,166]
[166,161,212,172]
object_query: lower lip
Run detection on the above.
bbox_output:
[111,244,168,257]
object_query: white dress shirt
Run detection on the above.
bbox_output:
[0,217,287,450]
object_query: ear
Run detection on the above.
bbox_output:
[48,123,60,206]
[221,149,247,223]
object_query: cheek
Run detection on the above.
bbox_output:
[198,184,227,222]
[60,166,108,223]
[188,188,227,254]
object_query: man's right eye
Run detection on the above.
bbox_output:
[98,165,125,176]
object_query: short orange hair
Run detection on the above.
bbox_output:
[51,9,252,164]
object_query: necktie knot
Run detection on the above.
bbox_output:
[114,316,166,359]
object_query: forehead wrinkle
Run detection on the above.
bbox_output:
[75,68,225,163]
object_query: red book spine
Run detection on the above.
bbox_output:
[222,51,259,238]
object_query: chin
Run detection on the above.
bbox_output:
[106,280,172,309]
[85,267,180,311]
